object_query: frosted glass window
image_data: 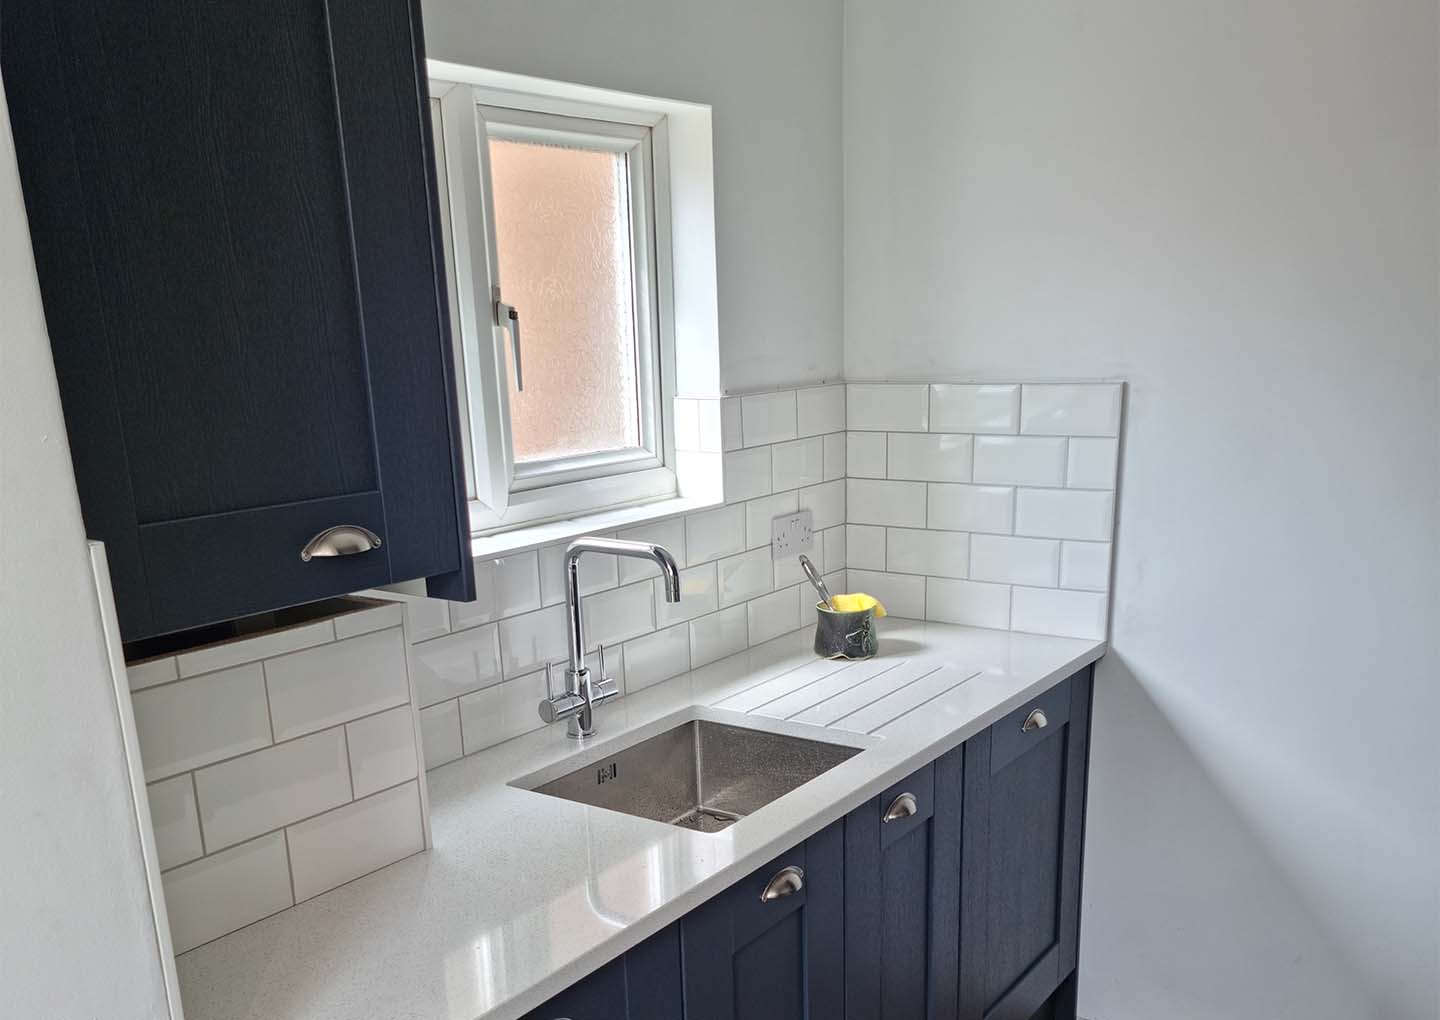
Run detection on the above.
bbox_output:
[488,138,642,464]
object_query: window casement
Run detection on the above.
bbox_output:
[429,81,678,534]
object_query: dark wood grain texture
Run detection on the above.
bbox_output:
[2,0,474,638]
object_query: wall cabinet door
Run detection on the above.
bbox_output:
[959,668,1094,1020]
[521,924,682,1020]
[844,755,964,1020]
[681,819,845,1020]
[2,0,474,641]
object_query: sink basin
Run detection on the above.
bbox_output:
[524,719,864,832]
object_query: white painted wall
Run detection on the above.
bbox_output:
[418,0,845,394]
[844,3,1439,1019]
[0,85,173,1017]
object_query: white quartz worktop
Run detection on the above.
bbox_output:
[176,619,1104,1020]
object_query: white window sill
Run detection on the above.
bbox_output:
[466,492,721,561]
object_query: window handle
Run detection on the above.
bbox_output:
[493,288,523,391]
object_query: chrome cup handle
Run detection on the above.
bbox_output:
[300,525,382,561]
[883,792,918,823]
[1022,708,1048,733]
[760,865,805,902]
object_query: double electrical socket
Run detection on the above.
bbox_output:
[770,509,815,559]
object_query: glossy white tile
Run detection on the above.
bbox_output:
[746,585,801,646]
[798,479,846,531]
[132,664,271,781]
[717,547,773,606]
[176,620,333,679]
[928,383,1020,434]
[696,399,724,453]
[927,484,1015,534]
[392,593,451,642]
[655,563,718,626]
[418,700,462,769]
[846,479,927,528]
[823,526,846,573]
[459,670,549,753]
[1014,488,1115,541]
[194,727,350,851]
[346,705,418,799]
[845,569,926,619]
[147,775,203,870]
[796,385,845,437]
[745,491,799,549]
[582,582,655,649]
[772,547,816,590]
[771,437,825,491]
[1011,586,1108,640]
[689,604,749,667]
[497,604,569,677]
[720,397,743,451]
[161,831,292,954]
[265,628,409,742]
[1060,541,1112,592]
[287,782,424,901]
[846,384,929,432]
[723,446,773,503]
[741,390,797,446]
[969,535,1061,587]
[411,625,501,707]
[823,432,846,482]
[925,578,1012,629]
[887,433,973,483]
[846,524,887,571]
[333,601,403,640]
[128,655,177,692]
[1020,383,1122,436]
[846,432,886,478]
[685,504,746,565]
[1066,437,1119,489]
[455,552,543,627]
[623,624,691,693]
[886,528,969,579]
[539,540,616,607]
[616,519,687,582]
[972,436,1068,487]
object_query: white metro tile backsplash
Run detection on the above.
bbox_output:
[841,381,1122,638]
[128,599,427,954]
[390,381,1119,774]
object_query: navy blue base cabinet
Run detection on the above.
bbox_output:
[522,667,1095,1020]
[2,0,475,641]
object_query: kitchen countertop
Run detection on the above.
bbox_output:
[176,619,1105,1020]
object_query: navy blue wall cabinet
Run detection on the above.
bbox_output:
[520,924,683,1020]
[2,0,474,641]
[959,668,1094,1020]
[682,819,846,1020]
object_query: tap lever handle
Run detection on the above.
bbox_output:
[596,643,607,681]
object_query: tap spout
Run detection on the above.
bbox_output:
[564,537,681,680]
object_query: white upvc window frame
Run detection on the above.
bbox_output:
[429,78,679,534]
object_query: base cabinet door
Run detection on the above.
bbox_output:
[844,754,963,1020]
[521,924,682,1020]
[959,668,1094,1020]
[681,819,845,1020]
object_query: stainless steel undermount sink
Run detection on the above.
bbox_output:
[521,718,864,832]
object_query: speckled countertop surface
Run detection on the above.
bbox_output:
[176,619,1105,1020]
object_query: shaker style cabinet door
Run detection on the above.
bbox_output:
[681,820,845,1020]
[2,0,473,640]
[844,754,964,1020]
[958,668,1094,1020]
[520,924,683,1020]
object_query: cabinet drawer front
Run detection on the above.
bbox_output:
[139,493,390,634]
[878,761,935,850]
[989,677,1072,774]
[726,845,809,946]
